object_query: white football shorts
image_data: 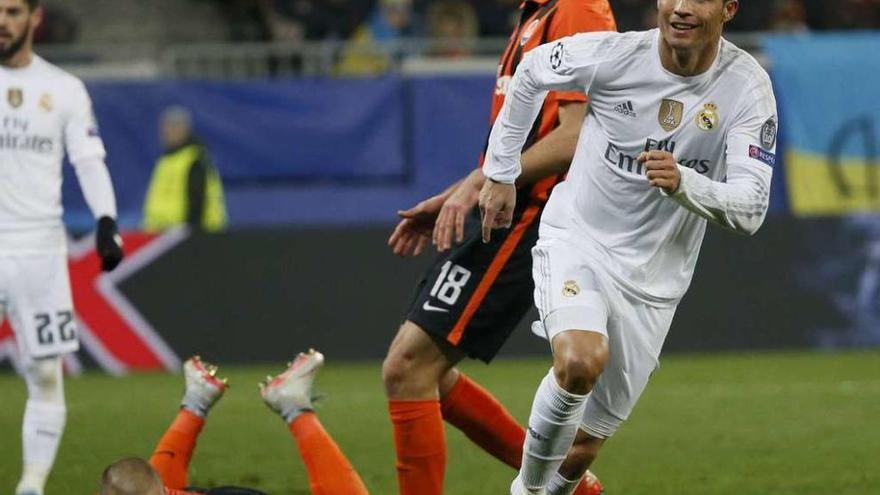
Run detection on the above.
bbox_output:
[0,253,78,359]
[531,236,676,438]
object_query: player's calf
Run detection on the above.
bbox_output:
[546,432,605,495]
[560,431,604,480]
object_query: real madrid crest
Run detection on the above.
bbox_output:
[7,87,23,108]
[39,93,53,112]
[695,102,719,132]
[658,99,684,132]
[562,280,580,298]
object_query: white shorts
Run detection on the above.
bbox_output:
[532,237,676,438]
[0,253,78,359]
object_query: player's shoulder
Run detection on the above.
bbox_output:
[565,29,653,61]
[556,0,614,17]
[717,38,773,94]
[32,55,89,94]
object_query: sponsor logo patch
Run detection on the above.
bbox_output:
[695,102,720,131]
[658,99,684,132]
[749,145,776,166]
[549,42,565,72]
[527,426,549,441]
[613,101,637,118]
[760,117,778,149]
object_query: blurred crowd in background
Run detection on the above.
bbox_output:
[34,0,880,46]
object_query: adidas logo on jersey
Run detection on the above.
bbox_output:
[613,101,637,118]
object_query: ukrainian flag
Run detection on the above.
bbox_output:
[764,33,880,215]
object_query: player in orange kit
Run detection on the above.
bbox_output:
[98,351,368,495]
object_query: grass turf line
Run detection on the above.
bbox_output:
[0,350,878,494]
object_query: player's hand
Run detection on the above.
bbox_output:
[640,150,681,194]
[433,171,483,252]
[388,194,444,257]
[478,178,516,243]
[96,216,124,272]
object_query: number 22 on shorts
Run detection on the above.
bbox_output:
[35,310,76,346]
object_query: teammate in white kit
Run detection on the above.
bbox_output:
[0,1,124,494]
[479,1,777,493]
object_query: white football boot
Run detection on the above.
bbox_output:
[260,349,324,422]
[181,356,228,417]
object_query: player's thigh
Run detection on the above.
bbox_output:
[404,207,538,363]
[581,300,676,439]
[532,242,610,343]
[7,253,78,359]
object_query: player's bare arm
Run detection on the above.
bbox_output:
[388,180,461,257]
[640,150,681,194]
[478,178,516,243]
[517,101,586,185]
[434,101,586,251]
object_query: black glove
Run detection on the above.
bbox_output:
[96,216,124,272]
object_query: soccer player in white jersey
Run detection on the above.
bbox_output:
[0,1,124,494]
[479,0,777,493]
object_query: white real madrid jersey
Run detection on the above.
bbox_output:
[0,55,107,253]
[484,29,778,305]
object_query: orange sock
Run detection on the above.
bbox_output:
[388,399,445,495]
[149,409,204,489]
[289,412,369,495]
[440,373,525,468]
[441,374,597,495]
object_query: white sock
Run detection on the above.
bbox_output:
[17,400,66,495]
[546,472,581,495]
[520,370,588,491]
[17,358,66,495]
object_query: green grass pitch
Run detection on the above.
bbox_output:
[1,350,879,494]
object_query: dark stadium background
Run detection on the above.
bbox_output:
[1,1,879,494]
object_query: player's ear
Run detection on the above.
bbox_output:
[31,5,43,31]
[722,0,739,24]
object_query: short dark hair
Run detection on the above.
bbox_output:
[25,0,39,9]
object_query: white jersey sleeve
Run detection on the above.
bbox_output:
[483,32,619,183]
[64,79,105,164]
[65,80,116,220]
[73,157,117,220]
[665,75,777,235]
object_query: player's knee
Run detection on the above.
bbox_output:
[383,322,453,398]
[382,347,432,398]
[24,357,64,402]
[552,335,608,394]
[381,351,408,395]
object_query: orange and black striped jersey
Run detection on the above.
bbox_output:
[480,0,617,202]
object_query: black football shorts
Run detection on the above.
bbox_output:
[405,200,542,362]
